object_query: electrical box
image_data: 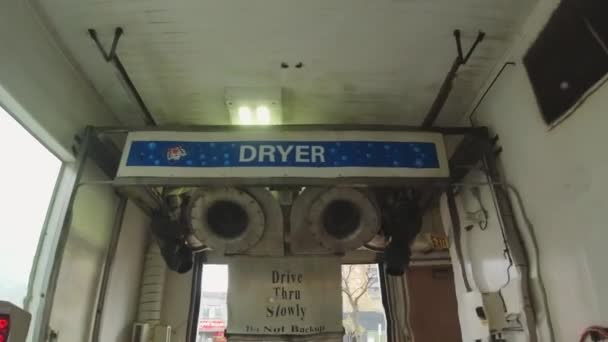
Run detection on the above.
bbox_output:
[0,301,31,342]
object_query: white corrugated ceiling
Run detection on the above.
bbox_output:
[33,0,536,126]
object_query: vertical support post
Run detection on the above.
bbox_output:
[482,152,540,342]
[421,57,462,128]
[445,186,473,292]
[186,253,205,342]
[91,196,129,342]
[378,263,394,342]
[88,28,157,126]
[421,30,485,128]
[36,127,93,342]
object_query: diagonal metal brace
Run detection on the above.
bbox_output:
[87,27,157,126]
[88,27,123,62]
[453,29,486,64]
[463,31,486,64]
[421,29,486,128]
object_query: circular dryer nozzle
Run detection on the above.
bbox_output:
[187,188,265,254]
[307,187,381,253]
[206,200,249,239]
[322,200,361,239]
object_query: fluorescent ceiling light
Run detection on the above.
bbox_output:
[238,106,253,125]
[235,105,274,125]
[256,106,271,125]
[225,87,283,125]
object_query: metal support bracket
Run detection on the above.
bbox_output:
[88,27,157,126]
[460,30,486,64]
[88,27,123,62]
[421,30,485,128]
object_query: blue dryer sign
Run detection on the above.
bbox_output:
[117,131,449,179]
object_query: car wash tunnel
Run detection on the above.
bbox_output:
[35,124,537,342]
[2,0,608,342]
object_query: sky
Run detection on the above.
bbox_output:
[202,264,228,292]
[0,106,61,307]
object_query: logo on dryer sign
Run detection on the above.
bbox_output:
[166,146,187,161]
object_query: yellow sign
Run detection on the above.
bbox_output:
[430,235,449,250]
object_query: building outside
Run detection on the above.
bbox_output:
[197,291,228,342]
[198,264,385,342]
[342,265,386,342]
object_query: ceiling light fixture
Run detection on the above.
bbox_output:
[225,87,283,126]
[256,106,271,125]
[238,106,253,125]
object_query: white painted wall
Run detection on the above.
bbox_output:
[47,169,151,342]
[0,0,117,161]
[470,0,608,340]
[99,201,149,342]
[48,161,119,342]
[0,2,148,340]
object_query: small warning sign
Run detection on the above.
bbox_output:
[430,234,449,250]
[227,256,342,336]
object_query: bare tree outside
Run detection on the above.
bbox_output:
[342,265,379,342]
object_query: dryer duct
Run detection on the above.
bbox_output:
[291,187,381,254]
[187,187,284,256]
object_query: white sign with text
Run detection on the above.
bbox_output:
[227,256,342,335]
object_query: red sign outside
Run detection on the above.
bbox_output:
[199,319,225,332]
[0,314,10,342]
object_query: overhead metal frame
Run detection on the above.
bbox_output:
[91,196,128,342]
[90,124,488,178]
[35,123,522,341]
[421,30,486,128]
[88,27,157,126]
[37,127,94,342]
[71,124,497,221]
[80,124,491,213]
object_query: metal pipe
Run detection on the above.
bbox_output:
[463,32,486,64]
[81,179,541,189]
[445,186,473,292]
[421,30,485,128]
[186,253,204,342]
[89,29,113,61]
[91,196,128,342]
[454,30,464,62]
[378,264,394,342]
[468,62,516,126]
[501,183,554,341]
[422,57,462,128]
[111,56,157,126]
[107,28,121,60]
[88,28,157,126]
[481,152,542,342]
[92,124,490,136]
